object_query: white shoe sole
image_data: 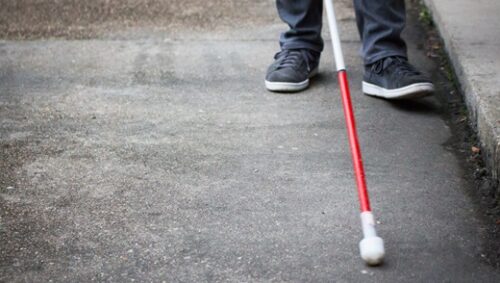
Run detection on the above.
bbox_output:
[265,68,318,92]
[362,81,434,100]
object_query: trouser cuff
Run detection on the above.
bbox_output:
[281,41,324,53]
[364,50,407,65]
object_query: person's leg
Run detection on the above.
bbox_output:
[353,0,407,65]
[353,0,434,99]
[277,0,324,53]
[265,0,323,92]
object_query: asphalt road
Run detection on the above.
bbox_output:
[1,0,499,282]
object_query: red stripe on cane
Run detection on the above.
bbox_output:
[338,70,371,212]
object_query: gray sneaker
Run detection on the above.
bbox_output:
[265,49,320,92]
[363,56,434,99]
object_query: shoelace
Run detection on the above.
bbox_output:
[275,49,310,70]
[372,56,421,77]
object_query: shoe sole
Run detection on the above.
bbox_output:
[362,81,435,100]
[265,68,318,92]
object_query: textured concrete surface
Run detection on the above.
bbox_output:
[1,0,499,282]
[423,0,500,185]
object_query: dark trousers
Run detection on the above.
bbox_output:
[277,0,407,65]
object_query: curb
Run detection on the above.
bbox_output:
[423,0,500,188]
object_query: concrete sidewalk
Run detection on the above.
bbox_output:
[1,0,500,281]
[423,0,500,188]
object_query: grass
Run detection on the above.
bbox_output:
[418,3,434,27]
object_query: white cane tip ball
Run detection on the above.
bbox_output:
[359,236,385,266]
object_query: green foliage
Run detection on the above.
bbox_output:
[419,4,433,27]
